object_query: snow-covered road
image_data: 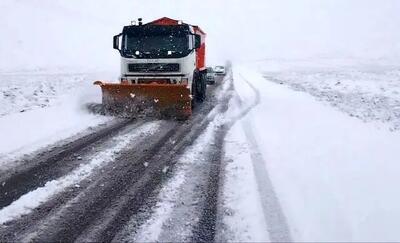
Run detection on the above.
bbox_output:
[0,74,232,242]
[1,64,400,242]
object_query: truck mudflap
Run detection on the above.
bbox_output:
[94,81,192,119]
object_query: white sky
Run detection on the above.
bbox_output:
[132,0,400,64]
[1,0,400,70]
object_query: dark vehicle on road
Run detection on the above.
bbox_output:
[206,67,216,84]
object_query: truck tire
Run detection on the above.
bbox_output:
[193,71,207,103]
[199,72,207,101]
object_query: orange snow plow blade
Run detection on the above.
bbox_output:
[94,81,191,119]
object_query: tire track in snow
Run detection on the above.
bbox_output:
[124,70,265,242]
[176,71,263,242]
[0,121,162,225]
[44,109,223,242]
[112,75,233,242]
[235,73,292,242]
[0,118,136,209]
[190,73,236,242]
[130,119,223,242]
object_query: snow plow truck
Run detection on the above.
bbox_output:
[94,17,207,119]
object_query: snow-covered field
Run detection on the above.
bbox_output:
[224,64,400,242]
[0,71,116,117]
[0,71,116,163]
[258,59,400,131]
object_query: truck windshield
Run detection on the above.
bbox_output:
[123,34,189,58]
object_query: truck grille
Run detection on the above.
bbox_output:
[128,63,180,73]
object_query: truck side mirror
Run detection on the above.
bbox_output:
[194,34,201,49]
[113,34,122,50]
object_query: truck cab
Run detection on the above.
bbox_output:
[113,17,207,102]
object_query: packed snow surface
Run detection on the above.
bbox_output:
[222,124,271,242]
[228,64,400,241]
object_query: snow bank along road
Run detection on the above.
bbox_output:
[0,69,273,242]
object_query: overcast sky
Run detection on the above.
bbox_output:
[131,0,400,64]
[1,0,400,70]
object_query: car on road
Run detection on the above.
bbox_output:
[206,67,216,84]
[214,65,226,76]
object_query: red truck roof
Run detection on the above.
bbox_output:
[148,17,206,36]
